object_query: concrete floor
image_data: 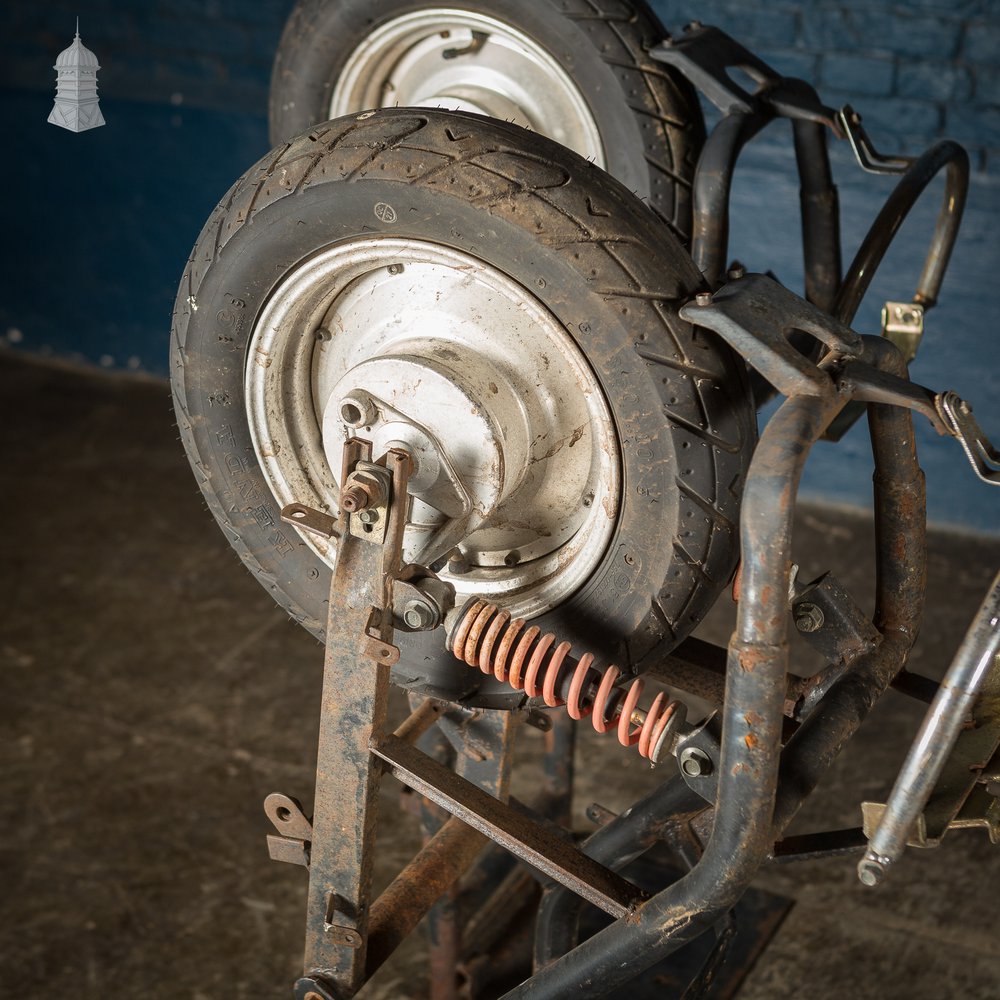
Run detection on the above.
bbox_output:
[2,353,999,999]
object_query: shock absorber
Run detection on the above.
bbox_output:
[448,599,687,763]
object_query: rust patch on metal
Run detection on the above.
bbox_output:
[738,647,771,673]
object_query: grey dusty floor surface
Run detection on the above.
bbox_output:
[2,353,1000,999]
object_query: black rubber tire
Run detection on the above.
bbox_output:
[268,0,704,241]
[170,109,754,703]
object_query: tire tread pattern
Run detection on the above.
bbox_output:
[171,110,752,655]
[268,0,704,239]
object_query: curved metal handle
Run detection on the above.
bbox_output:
[835,139,970,325]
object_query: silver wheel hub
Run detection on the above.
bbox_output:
[330,10,605,169]
[245,238,621,619]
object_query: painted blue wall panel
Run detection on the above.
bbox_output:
[0,91,270,373]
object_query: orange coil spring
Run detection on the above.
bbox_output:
[450,599,683,761]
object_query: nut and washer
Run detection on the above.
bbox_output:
[341,468,388,513]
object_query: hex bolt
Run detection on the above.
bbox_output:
[357,508,379,524]
[794,602,825,634]
[403,600,436,630]
[695,291,713,307]
[727,261,746,281]
[678,746,713,777]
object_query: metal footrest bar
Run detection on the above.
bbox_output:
[371,733,647,919]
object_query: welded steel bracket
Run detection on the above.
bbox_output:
[650,22,840,131]
[679,273,863,397]
[674,714,722,804]
[837,105,913,175]
[881,300,924,364]
[938,392,1000,486]
[265,793,313,868]
[684,276,1000,489]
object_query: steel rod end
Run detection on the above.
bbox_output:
[857,853,888,886]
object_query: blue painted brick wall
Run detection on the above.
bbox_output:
[1,0,293,112]
[1,1,997,531]
[650,0,1000,172]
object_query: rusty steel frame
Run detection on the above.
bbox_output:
[510,334,927,998]
[298,441,411,991]
[260,22,998,1000]
[287,320,938,1000]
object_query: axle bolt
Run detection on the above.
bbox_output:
[794,602,825,634]
[403,600,436,630]
[341,485,371,513]
[678,746,712,777]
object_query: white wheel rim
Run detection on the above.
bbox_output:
[330,9,606,169]
[245,237,621,619]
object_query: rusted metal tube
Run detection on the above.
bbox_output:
[532,775,703,970]
[394,698,445,745]
[773,336,926,832]
[864,337,926,643]
[792,115,841,315]
[523,339,927,990]
[508,389,846,998]
[691,110,771,286]
[861,569,1000,884]
[365,815,487,977]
